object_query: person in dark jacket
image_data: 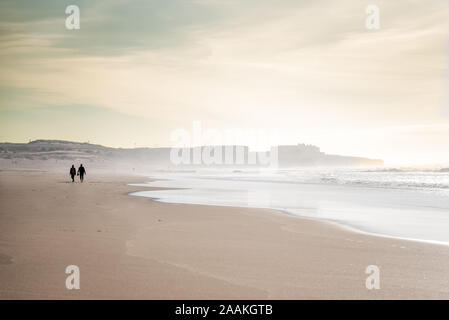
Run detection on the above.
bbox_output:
[69,165,76,182]
[77,164,86,182]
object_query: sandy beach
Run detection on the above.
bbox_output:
[1,169,449,299]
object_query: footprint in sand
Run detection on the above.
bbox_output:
[0,253,13,265]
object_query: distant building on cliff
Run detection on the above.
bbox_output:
[277,144,383,167]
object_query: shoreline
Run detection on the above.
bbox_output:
[132,189,449,248]
[1,169,449,299]
[130,175,449,247]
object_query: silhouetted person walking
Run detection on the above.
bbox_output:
[77,164,86,182]
[70,165,76,182]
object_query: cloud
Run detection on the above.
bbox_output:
[0,0,448,163]
[0,0,228,56]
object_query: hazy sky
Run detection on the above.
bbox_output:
[0,0,448,165]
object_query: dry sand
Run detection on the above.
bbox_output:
[1,169,449,299]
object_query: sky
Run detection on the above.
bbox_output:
[0,0,448,165]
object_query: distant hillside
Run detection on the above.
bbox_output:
[0,140,383,172]
[0,140,172,173]
[0,139,171,161]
